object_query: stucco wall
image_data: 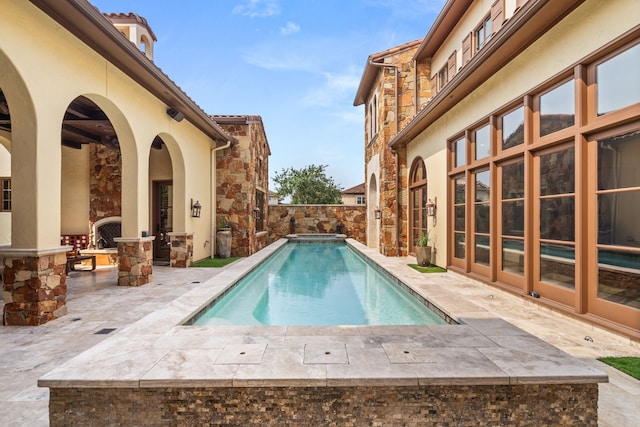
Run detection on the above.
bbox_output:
[268,205,366,244]
[406,0,640,268]
[0,1,219,261]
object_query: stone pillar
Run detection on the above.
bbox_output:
[168,232,193,268]
[114,237,154,286]
[1,248,68,326]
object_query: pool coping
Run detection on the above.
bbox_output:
[38,238,607,389]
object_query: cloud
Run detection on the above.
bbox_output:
[302,71,361,108]
[232,0,280,18]
[280,21,300,36]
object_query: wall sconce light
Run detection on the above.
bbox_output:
[167,107,184,122]
[191,199,201,218]
[253,207,261,220]
[374,209,381,219]
[426,198,437,217]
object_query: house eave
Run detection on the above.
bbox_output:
[29,0,234,146]
[390,0,585,149]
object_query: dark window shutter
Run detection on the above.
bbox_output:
[448,51,457,80]
[462,33,472,65]
[430,75,438,94]
[491,0,505,33]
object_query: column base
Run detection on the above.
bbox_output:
[1,247,68,326]
[114,237,154,286]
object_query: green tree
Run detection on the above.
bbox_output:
[273,164,343,204]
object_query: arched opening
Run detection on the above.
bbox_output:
[149,135,173,264]
[0,88,12,245]
[60,95,122,265]
[367,174,378,249]
[409,157,428,254]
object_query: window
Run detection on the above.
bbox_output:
[538,146,575,290]
[438,65,448,91]
[500,106,525,150]
[596,42,640,116]
[0,178,10,212]
[475,16,492,52]
[409,159,428,251]
[368,92,378,141]
[539,80,575,137]
[595,129,640,309]
[356,195,366,205]
[255,190,265,232]
[453,175,466,260]
[500,160,525,276]
[454,137,466,168]
[473,170,491,267]
[474,124,490,160]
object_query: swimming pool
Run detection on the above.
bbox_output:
[191,241,447,326]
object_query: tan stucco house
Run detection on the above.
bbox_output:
[355,0,639,339]
[341,183,366,205]
[0,0,270,325]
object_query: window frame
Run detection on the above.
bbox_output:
[0,177,10,212]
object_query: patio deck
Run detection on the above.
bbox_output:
[1,239,638,425]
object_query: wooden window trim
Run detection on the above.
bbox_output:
[0,177,11,212]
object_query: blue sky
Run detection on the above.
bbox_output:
[90,0,444,190]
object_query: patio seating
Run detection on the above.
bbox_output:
[61,234,96,274]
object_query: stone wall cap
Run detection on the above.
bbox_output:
[0,245,71,257]
[114,237,156,243]
[166,232,194,237]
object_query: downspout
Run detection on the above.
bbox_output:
[210,140,232,259]
[369,59,401,256]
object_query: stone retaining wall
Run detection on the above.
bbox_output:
[268,204,366,245]
[49,384,597,426]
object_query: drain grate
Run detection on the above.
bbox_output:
[95,328,117,335]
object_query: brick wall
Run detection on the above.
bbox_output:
[49,384,598,426]
[268,205,366,245]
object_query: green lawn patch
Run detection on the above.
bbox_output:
[408,264,447,273]
[190,257,240,268]
[598,357,640,380]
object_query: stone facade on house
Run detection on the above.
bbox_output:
[89,143,122,227]
[268,205,366,244]
[214,115,270,257]
[357,40,432,256]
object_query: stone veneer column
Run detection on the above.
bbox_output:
[1,248,68,325]
[167,232,193,268]
[114,237,154,286]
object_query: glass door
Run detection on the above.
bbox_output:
[153,181,173,262]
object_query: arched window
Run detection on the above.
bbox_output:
[409,158,428,251]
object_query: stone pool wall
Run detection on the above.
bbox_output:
[268,204,366,244]
[49,383,598,426]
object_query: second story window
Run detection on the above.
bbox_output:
[356,195,366,205]
[438,65,448,91]
[475,15,492,52]
[368,92,378,141]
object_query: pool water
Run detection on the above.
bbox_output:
[192,242,447,326]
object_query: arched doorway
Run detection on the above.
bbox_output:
[367,174,378,249]
[149,136,173,264]
[409,158,428,254]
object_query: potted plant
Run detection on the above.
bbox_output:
[415,232,432,267]
[216,217,232,258]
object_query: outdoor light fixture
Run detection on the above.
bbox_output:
[191,199,201,218]
[426,198,437,217]
[253,207,261,220]
[167,107,184,122]
[374,209,381,219]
